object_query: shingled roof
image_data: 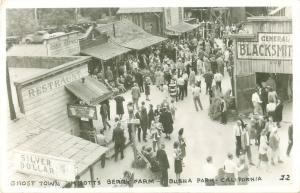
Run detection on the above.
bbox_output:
[117,7,163,14]
[96,19,166,50]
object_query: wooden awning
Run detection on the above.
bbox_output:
[166,22,198,36]
[81,42,131,61]
[65,76,113,105]
[122,35,167,50]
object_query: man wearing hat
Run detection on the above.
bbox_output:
[156,143,169,187]
[112,118,125,161]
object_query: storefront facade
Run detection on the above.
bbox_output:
[11,56,112,138]
[231,16,292,112]
[11,56,90,135]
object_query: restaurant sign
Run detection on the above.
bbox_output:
[237,33,292,60]
[45,32,80,56]
[67,104,97,120]
[13,150,76,181]
[24,67,87,98]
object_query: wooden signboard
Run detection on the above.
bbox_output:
[45,32,80,56]
[67,104,97,120]
[237,33,292,60]
[13,150,76,181]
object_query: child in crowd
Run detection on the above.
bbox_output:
[162,84,169,100]
[170,100,177,120]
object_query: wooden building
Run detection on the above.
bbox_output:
[79,24,131,80]
[230,16,292,112]
[8,56,112,136]
[8,114,107,187]
[117,8,164,36]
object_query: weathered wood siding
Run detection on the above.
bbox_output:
[17,64,89,136]
[251,20,292,34]
[237,59,292,74]
[234,18,292,112]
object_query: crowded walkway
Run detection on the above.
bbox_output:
[78,37,293,187]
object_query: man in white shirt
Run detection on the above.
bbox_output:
[241,126,255,165]
[192,84,203,111]
[214,72,223,92]
[252,90,262,115]
[223,153,237,185]
[234,120,243,157]
[177,76,185,100]
[203,156,217,186]
[224,48,230,66]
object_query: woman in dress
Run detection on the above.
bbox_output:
[257,129,270,172]
[144,77,151,101]
[154,69,161,88]
[114,95,125,119]
[178,128,186,160]
[173,141,183,185]
[159,106,173,139]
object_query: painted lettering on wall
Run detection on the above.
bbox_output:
[25,69,85,98]
[13,150,76,181]
[45,32,80,56]
[237,33,292,60]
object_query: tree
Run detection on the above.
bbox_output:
[6,9,39,36]
[38,8,76,27]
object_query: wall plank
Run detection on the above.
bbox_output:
[18,63,89,136]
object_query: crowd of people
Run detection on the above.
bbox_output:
[196,75,294,186]
[87,22,292,187]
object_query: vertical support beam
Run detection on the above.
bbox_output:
[101,60,105,78]
[6,64,16,120]
[115,57,119,80]
[89,165,95,188]
[232,38,238,107]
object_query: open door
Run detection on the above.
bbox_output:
[235,73,256,113]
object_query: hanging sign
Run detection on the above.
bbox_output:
[67,104,97,120]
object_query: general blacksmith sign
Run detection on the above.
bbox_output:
[45,32,80,56]
[237,33,292,60]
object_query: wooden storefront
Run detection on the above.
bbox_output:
[231,16,292,112]
[11,56,111,136]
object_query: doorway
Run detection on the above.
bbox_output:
[256,72,293,102]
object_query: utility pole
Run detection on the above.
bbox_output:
[75,8,80,24]
[34,8,39,25]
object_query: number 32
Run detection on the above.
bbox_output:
[279,175,290,181]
